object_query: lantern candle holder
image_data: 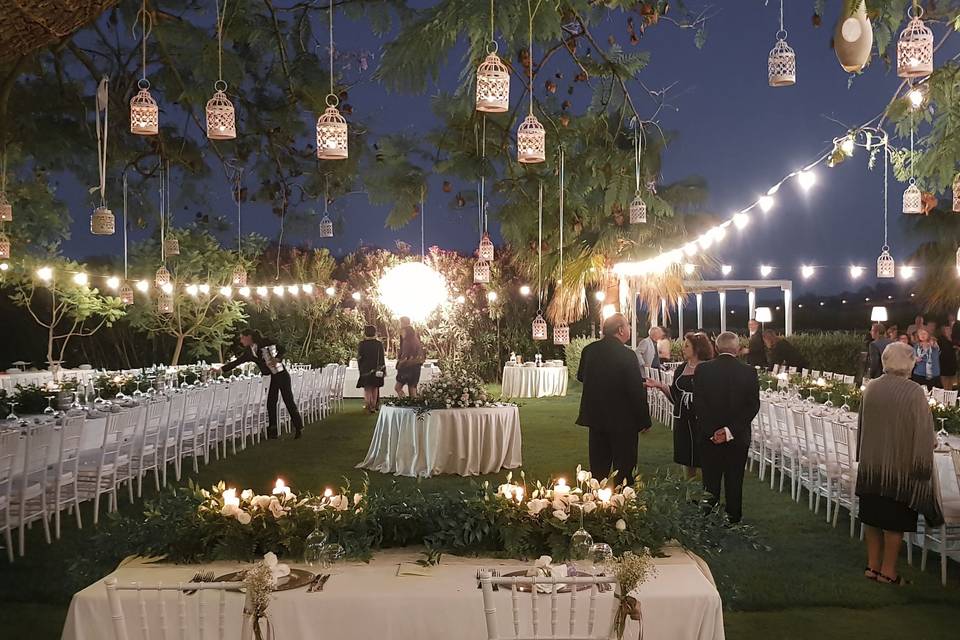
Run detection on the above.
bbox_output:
[629,193,647,224]
[476,48,510,113]
[473,259,491,284]
[0,231,10,260]
[319,215,334,238]
[158,292,174,314]
[316,98,348,160]
[119,282,135,305]
[164,236,180,257]
[768,35,796,87]
[155,265,171,288]
[90,206,115,235]
[553,323,570,346]
[478,232,494,261]
[877,247,895,279]
[897,8,933,78]
[129,80,159,135]
[532,314,547,341]
[206,82,236,140]
[232,264,248,287]
[517,115,546,164]
[902,183,923,214]
[0,190,12,222]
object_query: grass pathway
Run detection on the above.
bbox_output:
[1,389,958,639]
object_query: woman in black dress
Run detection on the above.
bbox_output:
[356,325,385,413]
[645,332,715,478]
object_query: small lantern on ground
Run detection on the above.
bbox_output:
[532,313,547,341]
[205,82,236,140]
[90,206,115,235]
[129,81,159,135]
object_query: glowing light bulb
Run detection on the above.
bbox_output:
[256,286,268,297]
[72,272,89,286]
[135,279,150,292]
[106,276,120,289]
[801,265,815,279]
[37,266,53,282]
[733,213,750,229]
[758,195,774,212]
[325,286,336,296]
[161,282,173,294]
[797,170,816,191]
[698,234,713,250]
[288,285,299,295]
[908,87,925,109]
[849,266,864,279]
[519,285,531,296]
[900,266,915,279]
[351,291,361,301]
[840,136,856,156]
[713,226,727,242]
[274,285,285,297]
[239,286,251,297]
[455,295,466,304]
[0,263,8,272]
[683,243,698,257]
[721,265,733,276]
[219,285,232,297]
[302,283,314,295]
[595,291,606,302]
[683,263,696,275]
[199,284,210,295]
[186,284,199,296]
[487,291,498,302]
[760,265,773,278]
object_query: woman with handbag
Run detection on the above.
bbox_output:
[356,325,386,413]
[395,317,425,398]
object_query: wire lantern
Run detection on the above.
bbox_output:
[164,235,180,257]
[532,313,547,341]
[517,115,546,164]
[119,282,135,305]
[553,323,570,346]
[953,173,960,213]
[155,265,171,288]
[316,102,348,160]
[319,214,334,238]
[158,291,174,314]
[476,50,510,112]
[473,259,491,284]
[768,37,796,87]
[0,231,9,260]
[478,232,494,261]
[130,82,159,135]
[897,8,933,78]
[205,83,236,140]
[877,247,895,279]
[629,192,647,224]
[902,182,923,214]
[0,190,11,222]
[90,206,115,235]
[232,264,248,287]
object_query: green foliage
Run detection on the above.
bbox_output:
[787,332,866,377]
[564,336,595,382]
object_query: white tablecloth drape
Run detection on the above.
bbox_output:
[501,365,568,398]
[358,405,522,478]
[61,547,724,640]
[343,362,439,398]
[935,436,960,523]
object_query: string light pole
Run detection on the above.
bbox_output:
[129,0,159,136]
[316,0,348,160]
[206,0,236,140]
[517,0,545,164]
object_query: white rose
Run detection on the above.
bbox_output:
[527,499,549,515]
[615,519,627,531]
[240,489,253,501]
[581,501,597,514]
[551,498,568,512]
[589,478,600,490]
[577,469,590,483]
[264,552,279,568]
[552,510,569,521]
[353,493,363,506]
[567,494,580,503]
[622,486,636,500]
[236,511,251,525]
[610,494,626,508]
[268,498,286,519]
[220,503,239,518]
[251,495,272,510]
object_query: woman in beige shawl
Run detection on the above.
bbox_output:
[856,341,943,585]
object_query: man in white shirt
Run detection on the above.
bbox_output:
[635,326,664,369]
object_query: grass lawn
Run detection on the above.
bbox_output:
[2,387,958,639]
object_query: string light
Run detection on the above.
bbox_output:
[519,285,531,296]
[760,265,773,277]
[161,282,173,294]
[238,287,250,299]
[849,266,864,279]
[840,135,856,156]
[594,291,606,302]
[135,280,150,292]
[721,265,733,275]
[758,195,775,212]
[900,265,915,279]
[325,286,336,296]
[797,170,816,191]
[288,285,299,295]
[733,213,750,229]
[487,291,498,302]
[455,295,466,304]
[351,291,360,301]
[683,264,696,275]
[219,285,232,297]
[186,284,199,296]
[302,284,314,295]
[275,286,286,297]
[257,286,268,297]
[198,284,210,295]
[106,276,120,289]
[800,265,815,279]
[72,272,88,286]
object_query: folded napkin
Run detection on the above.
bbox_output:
[526,555,568,592]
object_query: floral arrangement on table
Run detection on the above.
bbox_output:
[385,368,501,415]
[6,380,79,414]
[610,551,657,639]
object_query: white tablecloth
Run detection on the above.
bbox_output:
[0,369,98,393]
[501,365,568,398]
[343,362,439,398]
[358,405,522,478]
[936,436,960,523]
[61,547,724,640]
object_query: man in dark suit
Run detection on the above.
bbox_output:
[743,319,767,368]
[576,313,652,484]
[693,331,760,523]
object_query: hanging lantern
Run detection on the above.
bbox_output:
[532,313,547,341]
[232,263,247,287]
[158,291,174,314]
[953,173,960,213]
[897,8,933,79]
[553,323,569,346]
[473,259,491,284]
[316,100,348,160]
[129,81,159,135]
[0,190,12,222]
[877,247,895,279]
[164,235,180,256]
[205,83,237,140]
[902,183,923,214]
[835,1,873,73]
[476,49,510,113]
[478,232,494,261]
[319,215,334,238]
[119,282,135,305]
[629,192,647,224]
[517,115,546,164]
[90,206,115,235]
[0,231,9,260]
[155,265,171,288]
[768,36,796,87]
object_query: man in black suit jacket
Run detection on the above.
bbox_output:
[576,313,652,484]
[693,331,760,523]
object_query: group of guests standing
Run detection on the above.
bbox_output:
[867,314,958,390]
[356,316,424,413]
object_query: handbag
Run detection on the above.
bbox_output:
[375,345,385,378]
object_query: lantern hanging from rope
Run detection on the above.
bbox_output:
[319,215,334,238]
[478,232,494,261]
[92,77,114,235]
[473,259,491,284]
[91,206,115,235]
[902,182,923,214]
[768,1,795,87]
[877,247,895,278]
[0,189,11,223]
[553,323,569,346]
[316,1,348,159]
[476,49,510,113]
[953,173,960,213]
[164,235,180,257]
[158,291,174,314]
[0,231,9,260]
[232,263,247,287]
[897,6,933,78]
[532,313,547,341]
[516,1,544,164]
[206,83,236,140]
[155,265,171,288]
[119,282,135,305]
[130,3,158,135]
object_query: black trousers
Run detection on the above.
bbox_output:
[699,438,750,523]
[267,370,303,436]
[588,428,639,485]
[910,374,941,390]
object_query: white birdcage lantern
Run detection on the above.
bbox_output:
[629,192,647,224]
[478,232,494,261]
[205,83,236,140]
[158,291,174,314]
[768,36,796,87]
[119,282,134,305]
[517,114,546,164]
[90,206,115,235]
[319,215,334,238]
[476,49,510,113]
[902,182,923,214]
[0,190,12,222]
[316,98,348,160]
[155,265,171,288]
[129,81,159,135]
[532,313,547,341]
[164,236,180,257]
[897,9,933,79]
[877,247,895,279]
[953,173,960,213]
[553,323,570,346]
[473,259,491,284]
[0,231,9,260]
[232,264,247,287]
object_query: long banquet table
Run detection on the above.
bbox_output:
[501,364,568,398]
[61,547,725,640]
[358,405,522,478]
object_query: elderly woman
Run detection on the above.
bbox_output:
[856,342,943,585]
[911,327,941,389]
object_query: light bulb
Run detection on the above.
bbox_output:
[72,272,89,286]
[733,213,750,229]
[801,265,815,279]
[199,284,210,295]
[219,285,232,297]
[274,285,285,297]
[351,291,361,301]
[908,87,925,109]
[519,285,531,296]
[0,263,8,272]
[186,284,199,296]
[758,195,774,212]
[256,286,268,297]
[849,266,864,279]
[760,265,773,278]
[683,243,698,257]
[288,285,299,295]
[487,291,498,302]
[698,234,713,250]
[237,286,250,297]
[797,170,816,191]
[455,295,466,304]
[840,136,856,156]
[683,263,696,275]
[713,226,727,242]
[106,276,120,289]
[135,279,150,292]
[900,266,915,279]
[721,265,733,276]
[37,266,53,282]
[325,286,336,296]
[302,283,314,295]
[595,291,606,302]
[161,282,173,294]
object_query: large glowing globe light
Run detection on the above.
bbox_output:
[378,262,448,322]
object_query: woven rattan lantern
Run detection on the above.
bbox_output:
[316,100,348,160]
[768,37,796,87]
[155,265,171,288]
[206,83,236,140]
[629,192,647,224]
[0,190,12,222]
[532,313,547,341]
[0,231,9,260]
[517,115,546,164]
[164,236,180,257]
[232,264,247,287]
[476,50,510,113]
[158,291,174,314]
[319,215,334,238]
[119,282,134,305]
[130,81,159,135]
[877,247,895,278]
[478,232,494,261]
[953,173,960,213]
[897,8,933,78]
[473,259,491,284]
[553,323,569,346]
[90,206,115,235]
[902,182,923,214]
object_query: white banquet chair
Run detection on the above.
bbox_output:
[479,571,618,640]
[223,378,248,455]
[334,364,347,412]
[770,404,800,499]
[828,419,859,536]
[48,415,85,537]
[204,383,229,461]
[0,430,20,561]
[11,422,53,556]
[178,388,211,474]
[104,578,240,640]
[132,400,168,497]
[78,408,141,524]
[162,392,186,485]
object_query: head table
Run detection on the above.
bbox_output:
[501,363,569,399]
[358,405,522,478]
[61,547,724,640]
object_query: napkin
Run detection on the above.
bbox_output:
[396,563,434,577]
[526,555,568,592]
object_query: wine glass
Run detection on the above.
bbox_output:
[588,542,614,577]
[321,543,345,574]
[840,395,851,413]
[44,395,57,416]
[6,401,18,422]
[823,392,834,409]
[93,386,105,405]
[303,526,329,569]
[70,391,82,411]
[132,379,143,398]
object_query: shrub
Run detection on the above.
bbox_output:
[564,336,595,381]
[789,332,865,375]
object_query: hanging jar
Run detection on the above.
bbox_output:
[206,82,237,140]
[897,7,933,78]
[553,323,569,346]
[517,115,546,164]
[476,47,510,113]
[834,1,873,73]
[478,232,494,261]
[90,206,115,235]
[316,98,348,160]
[629,193,647,224]
[129,80,159,135]
[0,190,12,222]
[532,313,547,341]
[902,182,923,214]
[877,247,895,279]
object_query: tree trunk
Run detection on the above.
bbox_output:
[47,326,55,366]
[171,335,185,366]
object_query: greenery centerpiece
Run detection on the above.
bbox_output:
[385,368,497,415]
